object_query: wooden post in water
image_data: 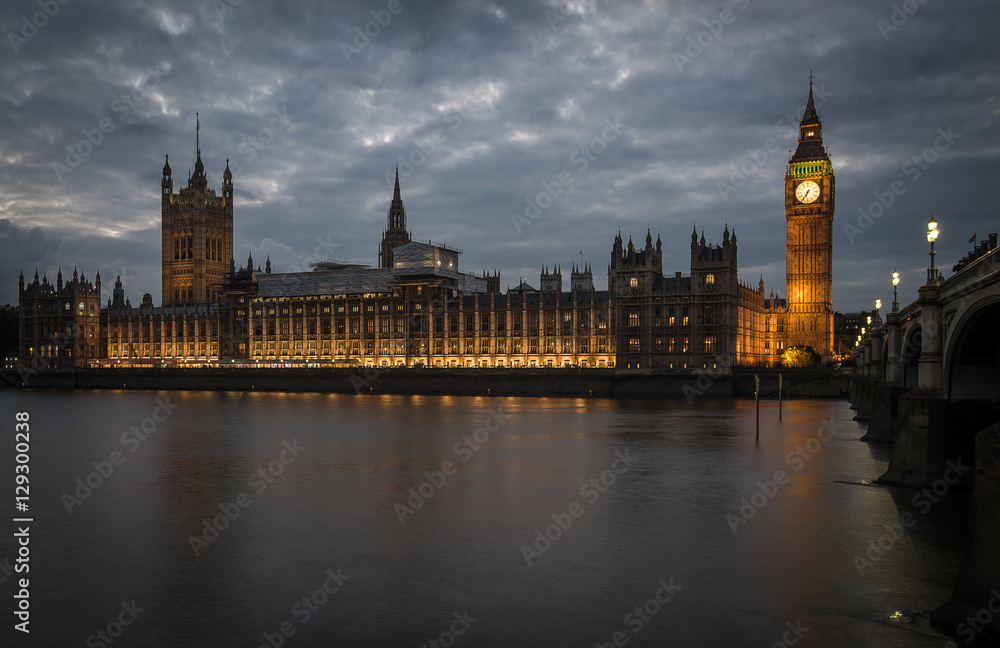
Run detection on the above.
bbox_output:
[778,373,783,421]
[755,375,760,441]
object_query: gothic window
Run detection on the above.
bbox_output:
[629,310,639,327]
[705,335,717,352]
[630,277,638,288]
[628,337,640,352]
[705,274,715,286]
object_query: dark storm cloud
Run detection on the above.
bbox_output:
[2,0,998,310]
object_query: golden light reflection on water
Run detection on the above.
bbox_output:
[7,389,969,648]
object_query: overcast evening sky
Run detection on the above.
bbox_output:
[1,0,997,312]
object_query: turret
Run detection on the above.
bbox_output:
[161,154,173,207]
[222,157,233,205]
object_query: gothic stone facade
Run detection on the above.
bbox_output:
[17,268,102,369]
[18,81,834,369]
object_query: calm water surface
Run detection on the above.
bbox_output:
[0,390,967,647]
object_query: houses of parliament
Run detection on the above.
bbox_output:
[18,82,835,371]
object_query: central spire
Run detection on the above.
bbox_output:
[190,112,207,191]
[388,164,406,230]
[378,164,412,268]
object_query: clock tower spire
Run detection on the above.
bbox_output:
[784,73,834,362]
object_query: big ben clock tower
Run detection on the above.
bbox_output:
[785,74,834,362]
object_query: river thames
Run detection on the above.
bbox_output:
[0,390,967,646]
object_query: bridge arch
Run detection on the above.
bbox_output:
[945,297,1000,399]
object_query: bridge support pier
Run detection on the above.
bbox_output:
[878,389,955,487]
[861,383,904,442]
[880,391,999,488]
[932,422,1000,645]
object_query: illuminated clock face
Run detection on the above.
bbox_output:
[795,180,820,204]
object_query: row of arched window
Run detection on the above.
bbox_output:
[173,233,225,261]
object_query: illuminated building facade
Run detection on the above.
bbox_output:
[18,81,834,370]
[784,76,835,361]
[160,116,234,306]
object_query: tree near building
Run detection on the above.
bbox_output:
[782,345,821,367]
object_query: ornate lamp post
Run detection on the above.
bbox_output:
[927,215,939,283]
[892,269,900,312]
[874,299,881,326]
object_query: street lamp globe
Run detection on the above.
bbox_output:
[892,269,900,311]
[927,215,940,283]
